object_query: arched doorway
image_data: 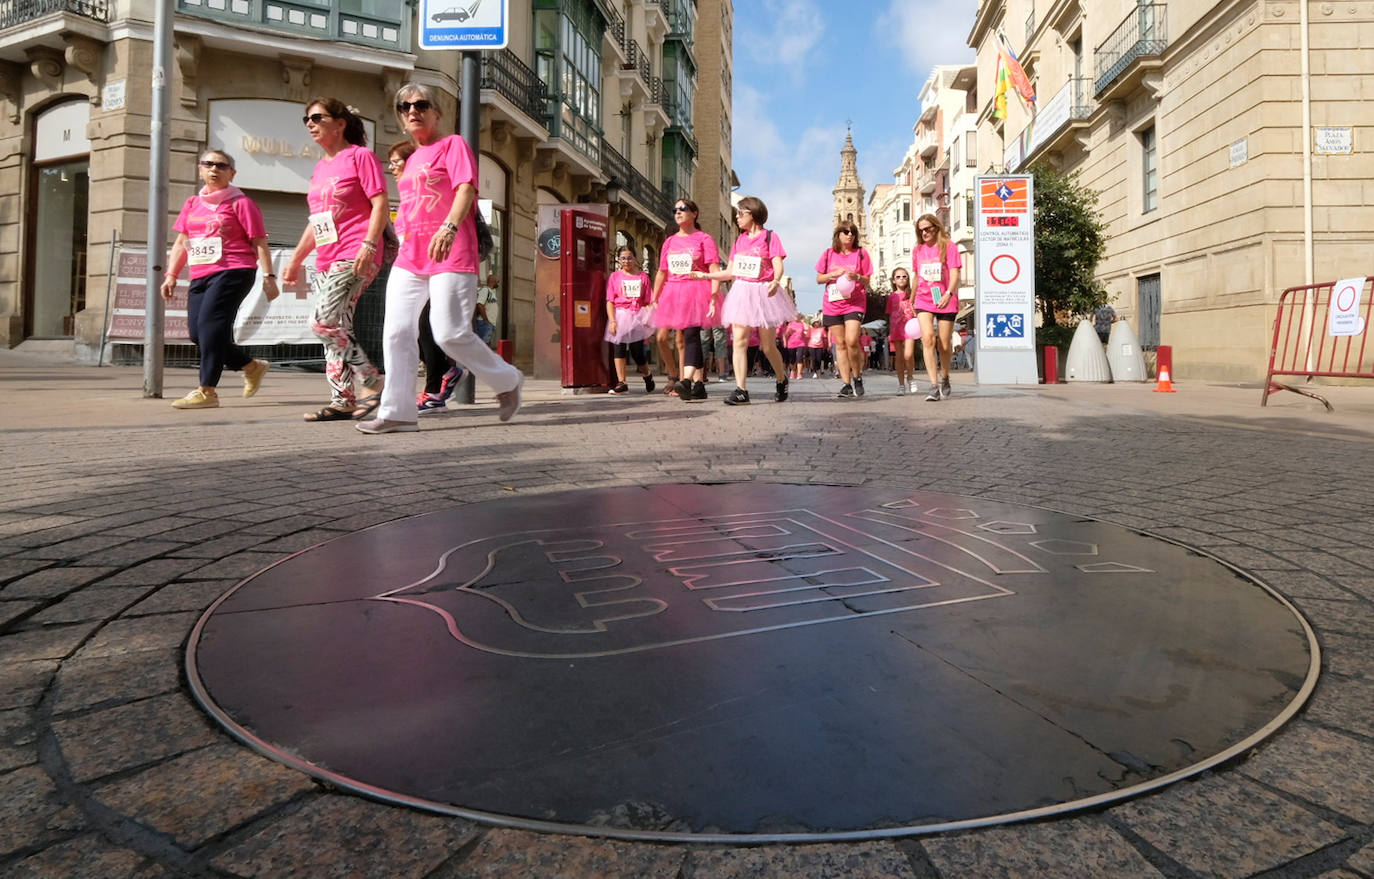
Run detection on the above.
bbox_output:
[27,100,91,338]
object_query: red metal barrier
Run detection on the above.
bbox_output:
[497,339,513,364]
[1263,277,1374,410]
[1043,345,1058,384]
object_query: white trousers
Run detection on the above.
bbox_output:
[379,268,522,423]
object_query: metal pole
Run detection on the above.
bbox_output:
[456,50,481,405]
[143,1,173,396]
[97,230,118,367]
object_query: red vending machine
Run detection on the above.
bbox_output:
[559,209,612,388]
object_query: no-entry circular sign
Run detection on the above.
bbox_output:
[990,253,1021,285]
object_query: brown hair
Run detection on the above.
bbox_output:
[387,140,416,163]
[916,213,950,254]
[672,197,701,231]
[735,195,768,227]
[890,266,912,290]
[832,219,861,252]
[306,96,367,147]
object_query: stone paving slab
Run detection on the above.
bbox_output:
[3,358,1374,876]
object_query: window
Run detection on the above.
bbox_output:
[533,0,604,161]
[901,200,910,222]
[1138,274,1161,348]
[1141,125,1158,213]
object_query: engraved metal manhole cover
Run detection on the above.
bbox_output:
[186,484,1317,842]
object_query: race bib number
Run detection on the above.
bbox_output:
[667,252,694,276]
[826,283,848,303]
[919,261,943,283]
[187,237,222,266]
[622,279,642,300]
[309,211,338,246]
[734,255,762,280]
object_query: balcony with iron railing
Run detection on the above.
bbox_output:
[1094,2,1167,96]
[600,140,672,224]
[177,0,409,53]
[1025,7,1035,44]
[480,48,548,132]
[624,38,652,86]
[603,6,627,65]
[0,0,106,28]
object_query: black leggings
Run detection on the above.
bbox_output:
[417,302,455,394]
[613,340,648,366]
[682,326,704,370]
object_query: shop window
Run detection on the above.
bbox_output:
[29,100,91,338]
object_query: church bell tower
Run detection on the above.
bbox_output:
[832,127,867,241]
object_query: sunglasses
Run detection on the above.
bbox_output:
[918,226,935,233]
[302,112,332,126]
[387,158,406,167]
[396,100,433,114]
[198,160,231,171]
[674,205,691,212]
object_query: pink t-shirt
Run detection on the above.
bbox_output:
[784,320,808,349]
[658,230,719,298]
[606,270,652,310]
[748,326,761,347]
[912,241,963,314]
[395,134,480,275]
[306,144,387,272]
[815,248,873,315]
[173,191,266,280]
[729,229,786,282]
[888,291,916,323]
[807,326,825,348]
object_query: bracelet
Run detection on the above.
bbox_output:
[164,272,177,279]
[263,273,277,279]
[440,222,458,233]
[359,240,377,251]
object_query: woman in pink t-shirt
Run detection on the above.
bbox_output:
[814,219,873,398]
[783,312,808,381]
[807,319,827,378]
[887,267,918,395]
[283,97,389,422]
[159,149,276,410]
[652,198,720,403]
[605,246,656,395]
[357,83,524,434]
[911,213,963,401]
[693,196,793,404]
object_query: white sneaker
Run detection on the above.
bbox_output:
[896,383,906,396]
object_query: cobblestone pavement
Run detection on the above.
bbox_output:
[3,350,1374,878]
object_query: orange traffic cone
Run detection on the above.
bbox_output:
[1153,367,1177,393]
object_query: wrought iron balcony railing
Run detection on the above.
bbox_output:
[0,0,107,29]
[1094,2,1167,94]
[600,141,672,223]
[177,0,407,53]
[480,48,548,126]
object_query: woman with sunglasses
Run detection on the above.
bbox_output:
[814,220,872,398]
[912,213,963,401]
[283,97,388,422]
[691,196,792,404]
[159,149,275,409]
[357,83,523,433]
[887,267,918,395]
[652,198,720,403]
[604,246,656,395]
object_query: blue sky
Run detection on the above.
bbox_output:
[730,0,976,314]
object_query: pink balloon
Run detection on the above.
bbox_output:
[904,317,921,337]
[832,273,856,297]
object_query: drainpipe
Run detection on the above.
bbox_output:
[1300,0,1313,286]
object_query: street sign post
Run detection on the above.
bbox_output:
[418,0,509,50]
[974,175,1039,384]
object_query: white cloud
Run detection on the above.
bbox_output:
[743,0,825,82]
[875,0,977,76]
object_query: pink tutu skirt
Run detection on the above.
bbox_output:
[653,279,718,329]
[721,279,797,329]
[605,306,655,344]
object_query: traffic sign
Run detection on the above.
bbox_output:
[418,0,509,50]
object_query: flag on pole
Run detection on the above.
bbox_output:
[997,30,1036,105]
[993,58,1009,120]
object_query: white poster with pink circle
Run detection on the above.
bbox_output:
[1328,277,1368,337]
[974,176,1036,352]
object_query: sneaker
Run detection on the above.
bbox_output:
[940,376,952,399]
[896,383,906,396]
[724,387,750,405]
[417,394,449,414]
[674,378,693,400]
[435,365,466,403]
[496,374,523,422]
[837,383,855,398]
[908,379,917,395]
[608,382,630,395]
[926,385,941,402]
[643,374,655,393]
[355,418,419,434]
[688,381,708,402]
[171,388,218,409]
[241,359,269,398]
[853,376,865,397]
[775,378,789,402]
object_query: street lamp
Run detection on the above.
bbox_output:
[605,177,622,206]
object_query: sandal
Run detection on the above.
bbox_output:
[304,405,355,422]
[351,393,381,419]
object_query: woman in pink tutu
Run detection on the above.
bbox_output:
[653,198,720,403]
[604,245,656,395]
[693,196,794,405]
[887,267,918,395]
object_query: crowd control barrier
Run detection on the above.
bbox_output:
[1263,277,1374,411]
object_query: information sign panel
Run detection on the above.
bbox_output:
[974,175,1039,384]
[419,0,509,50]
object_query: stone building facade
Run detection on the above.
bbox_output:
[1,0,721,371]
[971,0,1374,380]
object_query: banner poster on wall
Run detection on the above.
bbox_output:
[105,247,320,347]
[533,203,609,380]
